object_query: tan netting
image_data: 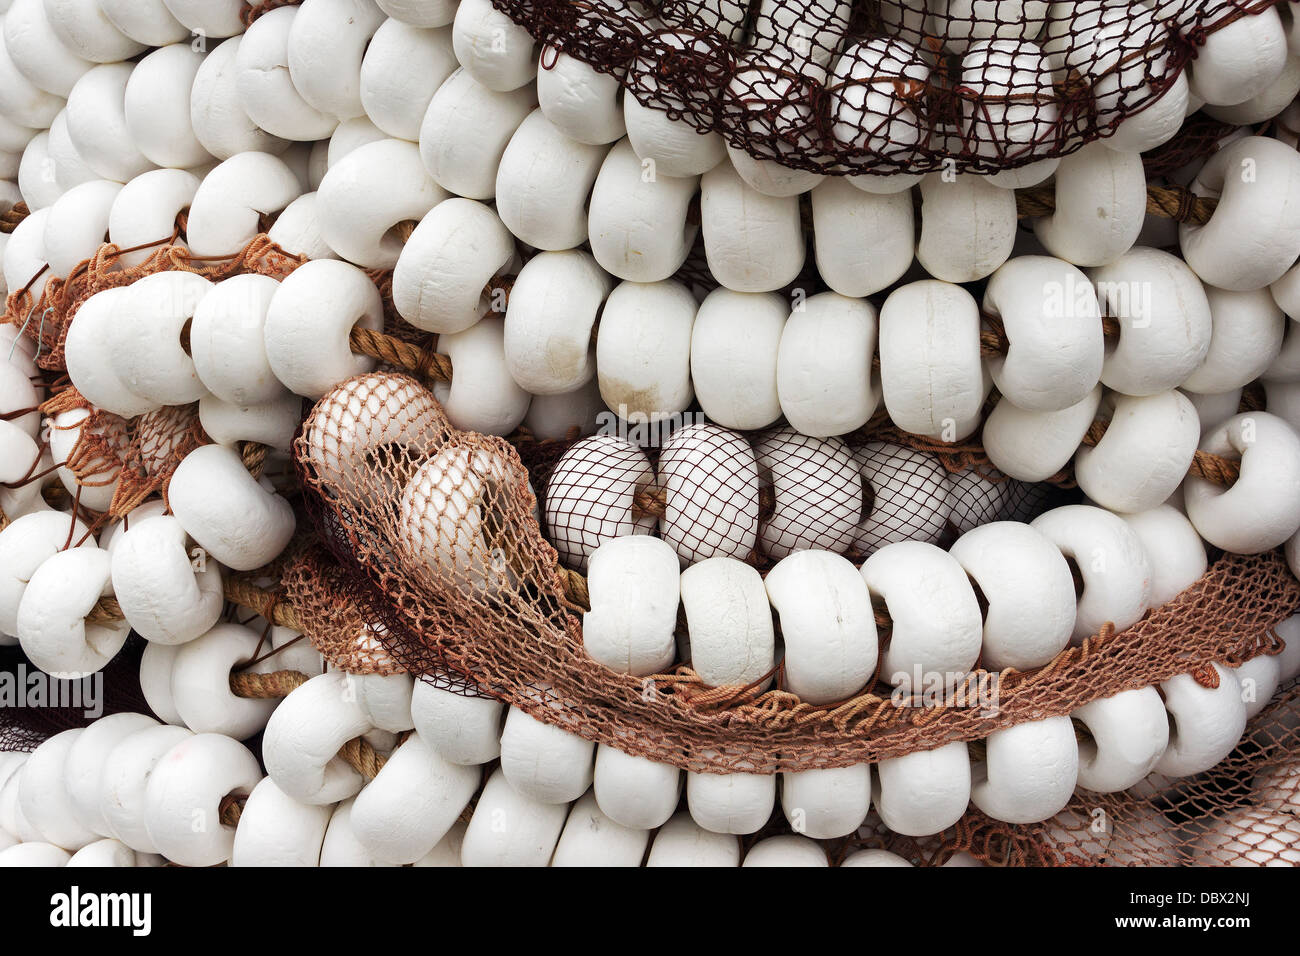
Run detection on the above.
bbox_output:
[291,371,1298,784]
[0,222,313,529]
[107,403,210,518]
[3,233,307,373]
[837,681,1300,867]
[3,131,1296,862]
[493,0,1290,175]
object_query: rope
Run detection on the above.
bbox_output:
[556,565,590,612]
[0,202,29,235]
[1079,419,1240,485]
[220,576,302,631]
[218,793,245,828]
[240,441,270,481]
[228,669,310,698]
[336,735,391,779]
[631,484,667,520]
[1014,182,1218,225]
[84,595,123,626]
[348,326,453,384]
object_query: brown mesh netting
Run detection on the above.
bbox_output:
[537,419,1060,573]
[856,681,1300,866]
[493,0,1289,176]
[0,228,311,546]
[290,371,1298,783]
[4,148,1297,861]
[0,636,153,753]
[3,232,306,373]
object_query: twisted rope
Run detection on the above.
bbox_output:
[1015,182,1218,225]
[0,202,29,235]
[1080,419,1240,485]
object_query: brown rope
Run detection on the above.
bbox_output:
[1239,382,1266,413]
[1185,449,1242,486]
[0,202,29,235]
[1015,182,1218,225]
[84,595,123,626]
[631,484,667,520]
[337,735,390,779]
[349,326,453,384]
[1080,418,1240,485]
[218,793,246,828]
[220,575,302,631]
[84,572,298,635]
[240,441,270,481]
[556,565,590,612]
[228,669,309,698]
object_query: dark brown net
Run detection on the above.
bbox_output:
[494,0,1289,176]
[0,636,153,753]
[538,416,1064,577]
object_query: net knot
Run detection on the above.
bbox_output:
[1183,23,1211,52]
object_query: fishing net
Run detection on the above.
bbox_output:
[2,112,1296,862]
[290,369,1297,769]
[3,232,306,374]
[535,420,1057,573]
[0,635,152,754]
[897,681,1300,866]
[495,0,1291,176]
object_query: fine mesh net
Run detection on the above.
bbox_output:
[62,402,210,520]
[3,234,307,374]
[291,371,1298,790]
[2,110,1296,861]
[538,422,1057,574]
[493,0,1288,175]
[0,636,152,754]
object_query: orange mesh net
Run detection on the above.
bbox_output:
[3,234,307,374]
[0,222,312,529]
[3,134,1297,862]
[291,371,1298,778]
